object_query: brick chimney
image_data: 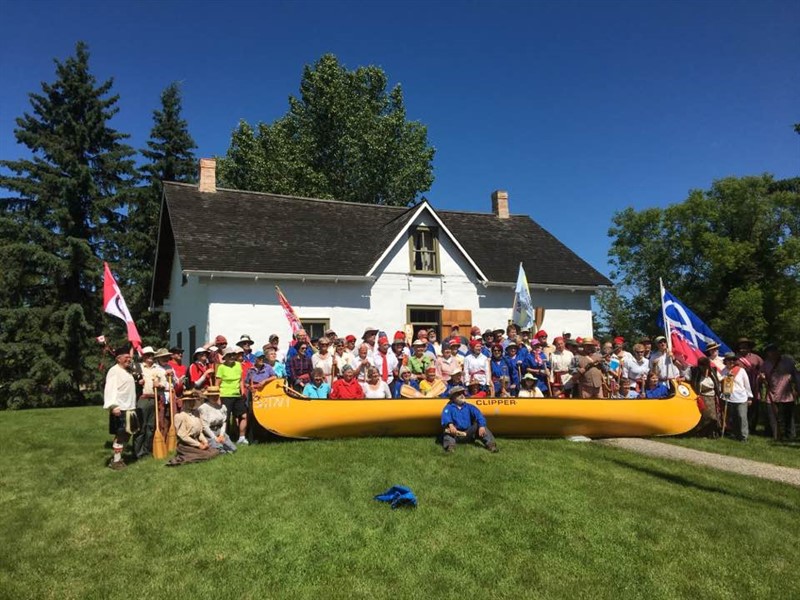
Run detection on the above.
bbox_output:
[198,158,216,193]
[491,190,509,219]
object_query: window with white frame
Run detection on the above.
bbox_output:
[409,226,439,274]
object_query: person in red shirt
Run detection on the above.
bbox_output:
[167,347,187,406]
[189,348,214,390]
[330,365,363,399]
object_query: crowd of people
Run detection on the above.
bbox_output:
[101,323,798,467]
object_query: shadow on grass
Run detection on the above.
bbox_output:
[595,453,799,512]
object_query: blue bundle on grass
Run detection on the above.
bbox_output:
[374,485,417,509]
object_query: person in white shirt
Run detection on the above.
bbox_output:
[721,352,753,441]
[103,347,138,470]
[463,339,490,390]
[649,336,680,381]
[371,335,398,384]
[550,336,574,396]
[623,344,650,391]
[311,338,334,383]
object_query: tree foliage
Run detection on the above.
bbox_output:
[126,83,197,344]
[599,175,800,356]
[0,42,137,408]
[218,54,435,206]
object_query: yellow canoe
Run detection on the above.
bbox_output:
[252,379,702,440]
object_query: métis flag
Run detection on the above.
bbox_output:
[102,262,142,352]
[276,286,303,334]
[511,263,534,330]
[658,286,731,366]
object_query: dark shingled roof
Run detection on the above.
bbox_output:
[153,182,610,304]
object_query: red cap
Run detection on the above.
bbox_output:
[535,330,548,338]
[215,335,227,344]
[345,334,356,343]
[469,339,482,348]
[378,336,389,345]
[393,330,406,341]
[576,337,583,344]
[614,336,625,345]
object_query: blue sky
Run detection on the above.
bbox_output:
[1,0,798,279]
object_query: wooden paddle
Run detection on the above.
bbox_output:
[166,380,177,453]
[152,382,168,459]
[534,307,546,331]
[400,384,424,398]
[424,379,447,398]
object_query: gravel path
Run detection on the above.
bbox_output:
[597,438,800,488]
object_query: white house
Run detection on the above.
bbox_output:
[151,159,610,351]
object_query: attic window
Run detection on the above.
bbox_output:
[409,226,439,274]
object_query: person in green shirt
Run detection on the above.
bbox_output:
[408,340,433,379]
[217,347,248,445]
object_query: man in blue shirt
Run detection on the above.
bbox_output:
[440,386,498,453]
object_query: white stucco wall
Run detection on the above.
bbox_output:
[163,208,597,348]
[166,250,209,350]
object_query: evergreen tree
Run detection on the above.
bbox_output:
[127,83,197,344]
[219,54,435,206]
[0,41,136,408]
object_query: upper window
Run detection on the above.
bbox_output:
[409,226,439,274]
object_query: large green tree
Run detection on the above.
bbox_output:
[218,54,435,206]
[0,42,137,408]
[126,82,197,344]
[600,175,800,356]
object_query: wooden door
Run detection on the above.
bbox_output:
[441,309,472,334]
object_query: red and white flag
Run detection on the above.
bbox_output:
[103,262,142,352]
[276,285,302,334]
[669,327,705,367]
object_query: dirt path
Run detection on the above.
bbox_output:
[597,438,800,488]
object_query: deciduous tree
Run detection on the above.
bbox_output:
[600,175,800,356]
[219,54,435,206]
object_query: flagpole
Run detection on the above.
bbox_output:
[659,278,672,354]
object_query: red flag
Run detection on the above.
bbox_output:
[276,285,302,334]
[669,327,704,367]
[103,262,142,352]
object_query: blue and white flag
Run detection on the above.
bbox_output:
[511,263,534,330]
[658,287,731,355]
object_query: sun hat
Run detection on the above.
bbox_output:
[253,350,265,359]
[153,348,171,359]
[193,347,208,357]
[412,339,426,347]
[363,326,379,338]
[704,341,720,353]
[223,346,238,357]
[723,352,737,362]
[448,386,466,398]
[522,373,536,381]
[140,346,155,355]
[169,346,184,354]
[236,335,254,347]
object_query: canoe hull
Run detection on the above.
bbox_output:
[252,380,702,440]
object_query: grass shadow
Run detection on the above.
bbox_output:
[595,453,799,512]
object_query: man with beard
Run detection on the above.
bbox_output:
[103,346,138,470]
[440,387,498,453]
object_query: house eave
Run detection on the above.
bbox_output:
[183,269,376,283]
[481,281,611,293]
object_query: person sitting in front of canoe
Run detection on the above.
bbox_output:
[245,350,277,395]
[361,367,392,399]
[435,343,460,382]
[330,365,363,399]
[289,341,313,391]
[441,386,498,453]
[408,339,432,378]
[464,339,490,392]
[490,343,514,396]
[419,366,443,395]
[642,371,670,399]
[392,366,418,398]
[302,367,331,399]
[518,373,544,398]
[443,369,465,398]
[196,388,237,454]
[466,380,488,398]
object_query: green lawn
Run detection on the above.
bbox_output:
[1,407,798,600]
[661,434,800,469]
